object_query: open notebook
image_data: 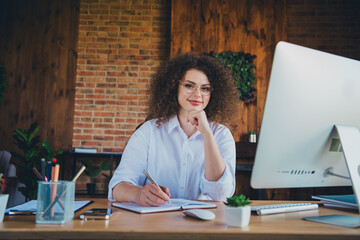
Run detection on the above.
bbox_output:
[5,200,93,215]
[112,198,216,214]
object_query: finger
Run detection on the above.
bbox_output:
[160,185,171,197]
[149,186,170,201]
[144,195,164,207]
[141,186,166,207]
[145,194,167,206]
[143,184,169,204]
[188,111,199,125]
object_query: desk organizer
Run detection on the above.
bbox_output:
[36,181,75,224]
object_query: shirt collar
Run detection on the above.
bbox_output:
[167,115,202,139]
[167,115,180,133]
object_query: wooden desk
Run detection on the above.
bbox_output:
[1,199,359,240]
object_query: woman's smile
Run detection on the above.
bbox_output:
[188,99,202,106]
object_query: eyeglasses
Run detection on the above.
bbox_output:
[179,83,212,96]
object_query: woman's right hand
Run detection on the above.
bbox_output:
[136,184,171,207]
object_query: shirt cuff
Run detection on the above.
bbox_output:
[200,168,234,201]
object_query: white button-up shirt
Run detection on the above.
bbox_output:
[108,115,236,201]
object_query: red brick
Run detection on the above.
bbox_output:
[93,135,114,141]
[73,135,92,140]
[75,111,93,116]
[81,141,102,146]
[73,123,93,128]
[77,71,96,76]
[75,99,94,105]
[94,112,115,117]
[94,123,115,128]
[87,60,108,64]
[104,130,126,135]
[83,129,105,134]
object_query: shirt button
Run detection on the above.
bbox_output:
[184,141,188,145]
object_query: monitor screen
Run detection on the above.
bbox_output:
[250,42,360,190]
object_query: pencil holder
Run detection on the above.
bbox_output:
[36,181,75,224]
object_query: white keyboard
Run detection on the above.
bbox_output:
[251,203,319,215]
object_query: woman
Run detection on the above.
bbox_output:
[108,53,239,206]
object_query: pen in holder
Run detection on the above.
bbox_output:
[36,181,75,224]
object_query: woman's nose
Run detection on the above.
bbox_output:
[192,86,202,97]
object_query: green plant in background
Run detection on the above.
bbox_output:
[101,158,120,181]
[81,160,110,183]
[41,139,63,163]
[248,130,257,135]
[12,122,62,200]
[12,122,41,200]
[205,51,257,105]
[224,194,251,207]
[0,65,6,104]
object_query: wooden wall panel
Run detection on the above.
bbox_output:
[172,0,286,198]
[171,0,286,141]
[0,0,79,153]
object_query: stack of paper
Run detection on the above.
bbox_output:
[312,194,358,210]
[73,148,97,153]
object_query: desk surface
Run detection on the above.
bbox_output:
[1,199,359,240]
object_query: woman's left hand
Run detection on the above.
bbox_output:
[187,110,211,134]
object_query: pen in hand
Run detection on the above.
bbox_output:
[143,170,171,204]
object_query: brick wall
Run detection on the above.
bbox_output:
[287,0,360,60]
[73,0,171,192]
[73,0,171,154]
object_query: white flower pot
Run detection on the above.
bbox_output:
[249,133,257,143]
[225,205,251,227]
[0,194,9,222]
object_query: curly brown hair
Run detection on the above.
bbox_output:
[146,53,239,127]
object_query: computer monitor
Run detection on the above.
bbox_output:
[250,42,360,208]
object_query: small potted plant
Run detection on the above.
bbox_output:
[81,160,109,195]
[224,194,251,227]
[248,130,257,143]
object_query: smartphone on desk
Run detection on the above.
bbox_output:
[80,208,113,220]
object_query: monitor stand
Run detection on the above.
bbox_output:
[334,124,360,212]
[311,125,360,228]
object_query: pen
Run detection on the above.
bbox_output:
[50,164,60,216]
[32,167,43,180]
[51,158,57,182]
[143,170,171,204]
[46,161,52,181]
[41,158,45,181]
